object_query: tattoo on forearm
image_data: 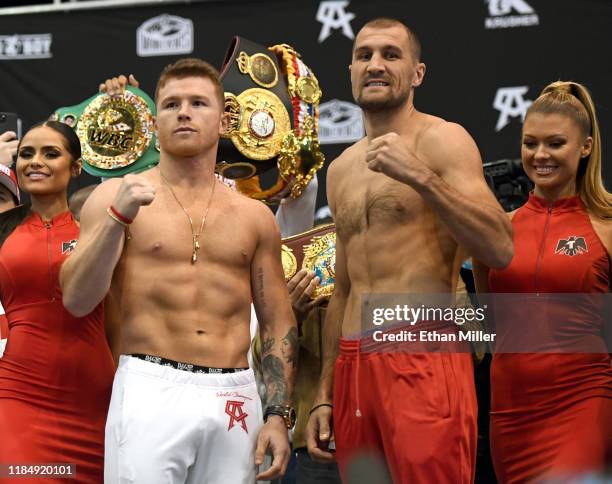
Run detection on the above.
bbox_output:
[257,267,266,309]
[261,337,275,356]
[281,327,298,369]
[262,354,287,406]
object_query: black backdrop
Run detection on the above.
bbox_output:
[0,0,610,211]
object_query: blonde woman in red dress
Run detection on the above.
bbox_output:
[475,81,612,482]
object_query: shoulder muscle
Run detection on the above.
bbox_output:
[419,121,482,176]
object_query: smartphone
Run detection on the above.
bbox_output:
[0,112,21,139]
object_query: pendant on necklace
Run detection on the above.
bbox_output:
[192,236,200,264]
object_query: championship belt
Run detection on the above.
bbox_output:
[52,86,159,177]
[218,37,324,203]
[281,224,335,299]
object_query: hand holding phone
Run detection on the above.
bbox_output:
[0,130,18,167]
[0,113,21,139]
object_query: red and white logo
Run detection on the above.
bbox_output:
[62,239,78,255]
[225,400,249,434]
[555,236,588,257]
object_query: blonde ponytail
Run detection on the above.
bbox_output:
[527,81,612,218]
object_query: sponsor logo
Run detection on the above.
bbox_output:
[225,400,249,433]
[316,1,355,43]
[555,236,588,256]
[144,355,162,364]
[136,14,193,57]
[0,34,52,60]
[318,99,364,144]
[61,240,77,255]
[485,0,540,29]
[493,86,532,132]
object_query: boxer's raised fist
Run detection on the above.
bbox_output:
[111,174,155,221]
[366,132,426,186]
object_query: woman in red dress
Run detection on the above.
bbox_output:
[0,121,115,483]
[475,81,612,482]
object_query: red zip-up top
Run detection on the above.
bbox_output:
[0,210,114,483]
[490,194,609,294]
[488,194,611,481]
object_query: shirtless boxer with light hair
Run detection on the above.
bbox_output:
[60,59,297,483]
[305,18,513,483]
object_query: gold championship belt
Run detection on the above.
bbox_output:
[218,37,325,203]
[52,86,159,177]
[281,224,336,299]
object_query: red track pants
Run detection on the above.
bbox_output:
[333,338,477,484]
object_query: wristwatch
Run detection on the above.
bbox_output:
[264,405,297,429]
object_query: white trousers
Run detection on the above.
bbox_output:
[105,355,263,484]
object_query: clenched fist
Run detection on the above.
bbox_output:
[366,132,430,186]
[111,174,156,221]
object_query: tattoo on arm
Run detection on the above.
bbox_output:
[281,327,298,369]
[262,354,287,406]
[257,267,266,309]
[261,337,275,355]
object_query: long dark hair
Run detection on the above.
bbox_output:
[0,120,82,247]
[17,120,81,160]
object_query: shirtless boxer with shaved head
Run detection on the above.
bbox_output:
[60,59,297,483]
[305,18,513,483]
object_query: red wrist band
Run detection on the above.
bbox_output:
[109,205,133,225]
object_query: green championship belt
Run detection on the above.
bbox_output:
[52,86,159,177]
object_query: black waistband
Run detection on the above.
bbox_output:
[130,354,249,374]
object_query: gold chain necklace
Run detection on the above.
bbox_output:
[159,169,216,264]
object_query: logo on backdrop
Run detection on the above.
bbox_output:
[316,1,355,43]
[0,34,52,60]
[318,99,364,144]
[485,0,540,29]
[493,86,533,132]
[136,14,193,57]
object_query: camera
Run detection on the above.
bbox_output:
[483,159,533,212]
